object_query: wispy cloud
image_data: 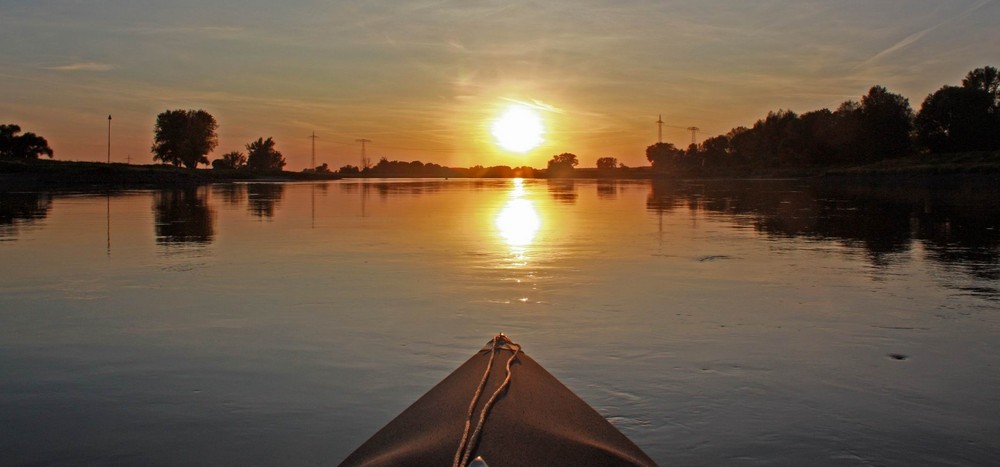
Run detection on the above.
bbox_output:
[126,25,246,39]
[856,27,938,70]
[501,97,565,114]
[856,0,994,69]
[44,62,114,72]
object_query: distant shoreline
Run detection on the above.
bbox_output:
[0,159,341,190]
[2,151,998,190]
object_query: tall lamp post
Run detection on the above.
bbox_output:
[107,114,112,163]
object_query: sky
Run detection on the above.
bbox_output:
[2,0,999,169]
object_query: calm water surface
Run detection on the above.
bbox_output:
[1,178,998,466]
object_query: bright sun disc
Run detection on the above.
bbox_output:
[491,105,544,153]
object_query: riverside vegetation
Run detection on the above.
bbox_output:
[2,66,999,186]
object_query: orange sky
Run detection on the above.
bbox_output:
[3,1,999,169]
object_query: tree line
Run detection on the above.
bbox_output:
[151,110,288,172]
[4,66,996,175]
[646,66,1000,175]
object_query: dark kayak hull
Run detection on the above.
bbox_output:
[340,338,656,466]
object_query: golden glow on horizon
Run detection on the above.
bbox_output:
[495,179,540,247]
[491,105,545,153]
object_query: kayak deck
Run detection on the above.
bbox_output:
[340,335,656,466]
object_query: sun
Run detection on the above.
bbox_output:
[491,105,545,153]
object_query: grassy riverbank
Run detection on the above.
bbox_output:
[575,150,1000,179]
[822,150,1000,175]
[2,150,997,190]
[0,159,340,190]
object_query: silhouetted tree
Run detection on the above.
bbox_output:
[792,109,838,165]
[151,110,218,168]
[481,165,514,177]
[827,101,864,162]
[962,66,1000,100]
[646,142,684,169]
[547,152,578,177]
[752,110,800,166]
[211,150,247,170]
[676,68,1000,174]
[699,134,731,166]
[549,153,578,167]
[596,157,618,170]
[725,127,754,165]
[338,164,361,175]
[0,124,54,160]
[856,85,914,161]
[917,67,1000,153]
[245,137,286,171]
[917,86,999,153]
[513,166,536,178]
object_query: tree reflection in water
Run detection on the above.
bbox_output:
[215,183,247,206]
[0,192,53,240]
[153,187,215,244]
[596,180,618,200]
[247,183,285,219]
[646,178,999,287]
[547,179,577,204]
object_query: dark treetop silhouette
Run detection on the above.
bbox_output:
[245,137,286,172]
[0,124,54,160]
[151,110,219,169]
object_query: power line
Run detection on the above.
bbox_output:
[656,115,702,146]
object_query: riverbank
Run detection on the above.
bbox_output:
[0,159,340,190]
[821,150,1000,176]
[3,150,997,190]
[576,150,1000,179]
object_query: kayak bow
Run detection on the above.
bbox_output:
[340,334,656,467]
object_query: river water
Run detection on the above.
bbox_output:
[1,178,998,466]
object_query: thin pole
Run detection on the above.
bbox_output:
[656,114,664,143]
[309,131,318,169]
[107,114,112,163]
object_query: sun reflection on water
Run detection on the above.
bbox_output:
[495,179,540,248]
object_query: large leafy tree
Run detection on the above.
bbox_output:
[0,124,54,160]
[857,85,914,161]
[546,152,578,177]
[245,137,286,171]
[962,66,1000,100]
[916,67,1000,153]
[645,142,684,169]
[916,86,998,153]
[595,156,618,170]
[151,110,218,168]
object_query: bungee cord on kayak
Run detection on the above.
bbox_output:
[340,333,655,466]
[453,334,521,467]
